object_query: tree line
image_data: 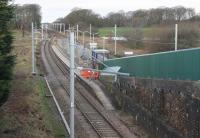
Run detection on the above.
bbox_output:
[56,6,200,28]
[0,0,15,105]
[13,4,41,34]
[0,2,42,105]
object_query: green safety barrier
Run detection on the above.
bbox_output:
[104,48,200,81]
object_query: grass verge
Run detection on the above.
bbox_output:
[0,30,67,138]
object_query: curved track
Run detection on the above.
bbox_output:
[41,39,133,138]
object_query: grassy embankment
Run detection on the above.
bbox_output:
[98,24,200,55]
[96,27,153,55]
[0,30,67,138]
[98,27,153,37]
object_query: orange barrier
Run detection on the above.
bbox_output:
[80,69,100,80]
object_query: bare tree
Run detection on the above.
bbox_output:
[14,4,41,34]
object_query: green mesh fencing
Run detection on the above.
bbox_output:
[104,48,200,81]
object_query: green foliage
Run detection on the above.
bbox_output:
[57,6,199,29]
[124,28,144,48]
[105,12,127,27]
[98,27,113,37]
[0,0,15,106]
[178,23,200,48]
[98,27,134,37]
[145,23,200,52]
[63,9,102,30]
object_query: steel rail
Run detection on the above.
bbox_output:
[45,41,122,138]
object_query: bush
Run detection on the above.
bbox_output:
[178,23,200,49]
[140,23,199,53]
[0,0,15,106]
[145,27,174,52]
[124,28,144,49]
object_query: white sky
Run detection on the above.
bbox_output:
[14,0,200,23]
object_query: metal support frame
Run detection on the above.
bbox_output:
[32,22,36,74]
[114,24,117,55]
[78,30,90,47]
[69,31,75,138]
[74,32,76,44]
[42,24,44,40]
[64,24,66,34]
[175,24,178,51]
[31,22,46,75]
[92,33,98,43]
[77,24,79,40]
[60,23,62,33]
[103,37,105,49]
[90,24,91,43]
[45,24,48,39]
[83,32,85,47]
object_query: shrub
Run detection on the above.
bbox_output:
[0,0,15,106]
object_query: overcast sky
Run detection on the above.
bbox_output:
[14,0,200,23]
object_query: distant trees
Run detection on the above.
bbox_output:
[55,6,200,52]
[129,6,196,27]
[127,23,200,53]
[130,10,148,27]
[105,11,127,27]
[61,9,103,30]
[0,0,15,105]
[14,4,41,33]
[56,6,199,28]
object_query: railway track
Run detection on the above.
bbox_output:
[42,38,134,138]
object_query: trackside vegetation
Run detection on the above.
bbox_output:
[0,0,15,106]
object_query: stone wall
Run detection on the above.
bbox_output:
[108,76,200,138]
